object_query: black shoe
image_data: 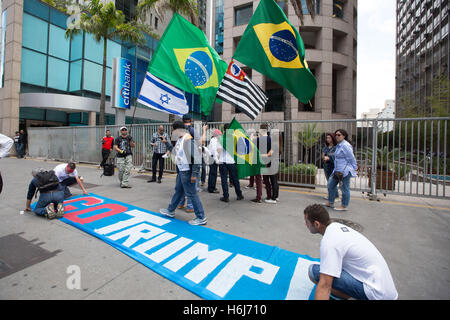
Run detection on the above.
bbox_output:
[157,179,161,184]
[237,195,244,200]
[208,189,220,193]
[220,197,229,203]
[147,179,156,183]
[251,198,262,203]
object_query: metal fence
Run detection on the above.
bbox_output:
[28,117,450,199]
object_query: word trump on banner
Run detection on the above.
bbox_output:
[60,194,319,300]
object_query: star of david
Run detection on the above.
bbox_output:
[160,94,171,105]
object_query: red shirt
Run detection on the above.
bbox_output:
[102,136,114,150]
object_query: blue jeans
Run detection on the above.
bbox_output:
[169,171,205,220]
[34,189,65,216]
[309,264,368,300]
[178,180,198,210]
[328,173,351,207]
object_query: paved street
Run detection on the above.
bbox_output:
[0,157,449,300]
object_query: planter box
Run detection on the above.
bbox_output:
[278,172,316,186]
[368,169,397,191]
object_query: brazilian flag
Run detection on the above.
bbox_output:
[219,118,265,179]
[147,13,227,115]
[232,0,317,104]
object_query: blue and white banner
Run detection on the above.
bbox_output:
[137,72,189,116]
[114,57,133,109]
[57,194,318,300]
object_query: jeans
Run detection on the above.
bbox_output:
[60,176,78,199]
[219,163,242,199]
[168,171,205,219]
[309,264,368,300]
[152,153,165,180]
[324,165,339,198]
[207,163,218,192]
[328,173,351,207]
[178,180,198,210]
[34,189,65,216]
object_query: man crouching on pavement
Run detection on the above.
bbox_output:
[159,120,207,226]
[25,168,65,219]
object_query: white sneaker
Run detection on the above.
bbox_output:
[189,217,207,226]
[160,208,175,218]
[264,199,277,204]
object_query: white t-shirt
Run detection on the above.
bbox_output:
[320,222,398,300]
[54,163,78,182]
[0,134,14,158]
[216,140,235,164]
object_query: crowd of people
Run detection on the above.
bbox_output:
[1,122,400,300]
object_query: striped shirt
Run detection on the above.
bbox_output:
[151,131,169,154]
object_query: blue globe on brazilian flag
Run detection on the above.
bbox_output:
[219,118,265,179]
[233,0,317,104]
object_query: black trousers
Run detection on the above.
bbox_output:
[100,149,111,167]
[152,153,165,180]
[219,163,242,199]
[207,163,218,192]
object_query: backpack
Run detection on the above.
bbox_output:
[35,170,60,195]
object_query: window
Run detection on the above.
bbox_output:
[21,48,47,86]
[47,57,68,91]
[333,0,344,19]
[83,60,102,93]
[49,25,70,60]
[235,4,253,26]
[69,60,82,92]
[265,88,284,112]
[22,13,48,53]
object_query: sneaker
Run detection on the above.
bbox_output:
[322,202,335,208]
[251,198,262,203]
[120,185,132,188]
[208,189,220,194]
[245,185,254,189]
[264,199,277,204]
[56,202,64,218]
[177,204,186,209]
[185,208,194,213]
[220,197,229,203]
[45,204,57,219]
[188,217,207,226]
[159,208,175,218]
[334,206,348,211]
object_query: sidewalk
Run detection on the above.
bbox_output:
[0,157,449,300]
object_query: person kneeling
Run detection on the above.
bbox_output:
[26,168,65,219]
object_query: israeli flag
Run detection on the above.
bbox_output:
[137,72,189,115]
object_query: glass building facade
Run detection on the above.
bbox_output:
[18,0,200,127]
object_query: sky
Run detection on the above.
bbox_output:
[357,0,396,118]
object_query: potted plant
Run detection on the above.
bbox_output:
[278,162,317,186]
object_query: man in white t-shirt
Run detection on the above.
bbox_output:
[303,204,398,300]
[54,162,88,199]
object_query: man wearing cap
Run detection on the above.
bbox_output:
[53,162,88,199]
[114,126,135,188]
[25,168,65,219]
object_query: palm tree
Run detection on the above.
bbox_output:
[137,0,199,26]
[63,0,150,125]
[296,123,322,164]
[277,0,316,25]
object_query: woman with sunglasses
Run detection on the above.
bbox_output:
[323,129,358,211]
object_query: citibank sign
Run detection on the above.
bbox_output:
[113,57,133,109]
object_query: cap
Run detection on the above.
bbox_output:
[120,126,127,131]
[213,129,222,136]
[182,114,192,121]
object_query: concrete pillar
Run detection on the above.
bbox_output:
[0,0,23,138]
[88,111,96,126]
